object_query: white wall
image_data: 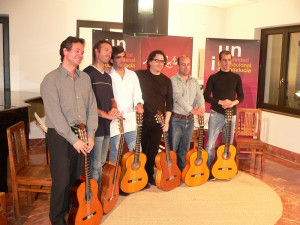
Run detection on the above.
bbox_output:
[1,0,300,154]
[169,2,225,78]
[0,0,124,92]
[225,0,300,154]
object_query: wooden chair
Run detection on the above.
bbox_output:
[235,108,266,174]
[6,121,52,218]
[0,192,7,225]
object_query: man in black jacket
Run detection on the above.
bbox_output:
[136,50,173,188]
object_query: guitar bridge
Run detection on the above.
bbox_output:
[108,195,116,201]
[128,178,142,183]
[191,173,204,177]
[218,168,233,171]
[166,175,177,181]
[83,211,96,221]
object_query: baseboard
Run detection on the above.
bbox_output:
[29,138,46,147]
[266,144,300,164]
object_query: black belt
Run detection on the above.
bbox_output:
[172,112,193,119]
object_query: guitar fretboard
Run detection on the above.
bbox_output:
[113,118,125,184]
[74,124,92,200]
[163,131,172,164]
[196,116,204,161]
[133,124,142,165]
[224,109,233,156]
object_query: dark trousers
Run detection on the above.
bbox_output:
[141,123,163,181]
[48,128,82,225]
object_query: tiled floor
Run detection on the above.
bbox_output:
[4,146,300,225]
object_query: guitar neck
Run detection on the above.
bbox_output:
[76,125,92,197]
[133,125,142,165]
[163,131,172,163]
[113,128,124,184]
[85,153,91,195]
[196,125,204,160]
[224,119,232,155]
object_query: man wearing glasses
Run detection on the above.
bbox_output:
[136,50,173,189]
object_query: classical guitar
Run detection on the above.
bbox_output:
[99,118,124,213]
[211,108,238,180]
[120,113,148,193]
[182,115,209,186]
[154,110,181,191]
[68,123,103,225]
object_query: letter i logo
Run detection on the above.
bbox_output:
[211,56,215,71]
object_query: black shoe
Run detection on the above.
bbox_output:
[143,183,151,190]
[148,177,156,186]
[208,175,216,181]
[119,189,130,196]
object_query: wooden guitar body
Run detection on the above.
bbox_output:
[182,115,209,186]
[67,123,103,225]
[99,164,121,214]
[155,150,181,191]
[120,150,148,193]
[120,113,148,193]
[99,118,124,213]
[68,179,103,225]
[211,144,237,180]
[211,108,238,180]
[182,148,209,186]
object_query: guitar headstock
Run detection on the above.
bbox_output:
[225,108,233,121]
[155,110,165,128]
[73,123,87,143]
[198,115,204,127]
[136,113,143,126]
[118,118,124,135]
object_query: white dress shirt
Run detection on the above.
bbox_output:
[109,67,144,136]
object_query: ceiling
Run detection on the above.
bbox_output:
[170,0,264,8]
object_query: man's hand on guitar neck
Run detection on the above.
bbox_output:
[73,137,95,155]
[163,111,172,132]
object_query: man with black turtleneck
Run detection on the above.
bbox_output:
[136,50,173,189]
[204,50,244,170]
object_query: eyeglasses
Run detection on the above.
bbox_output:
[152,59,165,64]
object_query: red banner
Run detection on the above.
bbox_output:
[92,30,193,78]
[140,36,193,77]
[204,38,260,111]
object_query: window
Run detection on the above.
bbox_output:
[0,16,10,106]
[258,25,300,116]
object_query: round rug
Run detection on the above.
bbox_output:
[101,172,282,225]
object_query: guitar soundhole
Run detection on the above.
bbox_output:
[167,160,173,167]
[84,192,93,203]
[132,162,140,170]
[195,159,203,166]
[222,151,231,160]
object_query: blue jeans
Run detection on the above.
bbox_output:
[205,110,236,168]
[168,115,194,171]
[90,136,110,187]
[109,130,137,162]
